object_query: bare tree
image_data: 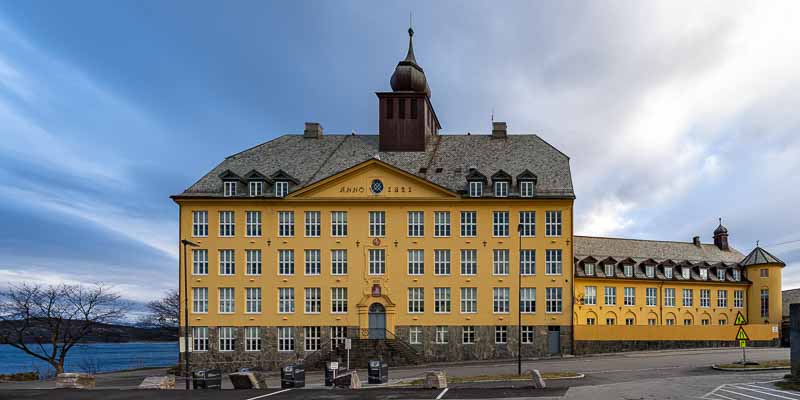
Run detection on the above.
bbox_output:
[142,289,179,328]
[0,283,128,374]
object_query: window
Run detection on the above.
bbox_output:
[700,289,710,308]
[192,327,208,351]
[434,211,450,237]
[246,211,261,237]
[399,98,405,118]
[245,327,261,352]
[369,211,385,237]
[646,288,657,306]
[410,98,418,119]
[732,269,741,281]
[646,265,655,278]
[761,289,769,318]
[219,288,234,313]
[719,320,727,326]
[760,268,769,278]
[699,268,708,280]
[717,269,726,281]
[462,326,475,344]
[681,267,691,280]
[386,98,393,119]
[331,249,347,275]
[493,211,509,237]
[664,267,673,279]
[219,211,235,237]
[278,211,294,237]
[545,210,562,237]
[278,327,294,351]
[469,181,483,197]
[545,249,562,275]
[192,287,208,313]
[408,288,424,313]
[249,181,263,197]
[586,318,596,325]
[274,181,289,197]
[434,249,451,275]
[193,249,208,275]
[305,288,321,314]
[460,211,477,237]
[408,249,424,275]
[192,211,208,237]
[606,318,616,325]
[331,211,348,237]
[625,318,635,326]
[585,263,595,276]
[494,181,508,197]
[623,264,633,278]
[519,211,535,236]
[493,288,510,313]
[409,326,422,344]
[408,211,424,237]
[495,326,508,344]
[219,249,235,275]
[665,288,675,307]
[520,250,536,275]
[683,319,692,326]
[584,286,596,305]
[648,319,657,326]
[434,288,451,313]
[305,327,320,351]
[605,263,615,277]
[331,288,348,313]
[279,250,294,275]
[546,288,562,313]
[246,249,261,275]
[521,326,535,344]
[493,249,509,275]
[717,290,728,307]
[369,249,385,275]
[520,181,535,197]
[218,327,235,351]
[331,326,347,348]
[461,287,477,313]
[701,319,710,326]
[224,181,236,197]
[666,319,675,326]
[432,326,450,344]
[304,249,320,275]
[521,288,536,313]
[734,290,744,308]
[305,211,320,237]
[624,287,635,306]
[682,289,693,307]
[604,287,616,305]
[246,288,261,313]
[278,288,295,313]
[461,249,477,275]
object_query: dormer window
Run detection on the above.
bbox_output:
[224,181,237,197]
[717,269,725,281]
[732,269,741,281]
[646,265,655,278]
[275,181,289,198]
[623,264,633,277]
[520,181,535,198]
[585,263,595,276]
[682,267,690,279]
[605,263,615,277]
[494,181,508,197]
[699,268,708,280]
[469,181,483,197]
[664,267,673,279]
[249,181,264,197]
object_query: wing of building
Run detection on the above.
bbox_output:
[172,27,784,371]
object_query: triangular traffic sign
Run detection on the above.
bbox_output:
[736,326,750,341]
[734,311,747,325]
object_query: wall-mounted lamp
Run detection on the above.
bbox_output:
[266,239,272,247]
[356,240,361,247]
[393,240,398,247]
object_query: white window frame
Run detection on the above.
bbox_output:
[245,211,262,237]
[433,211,451,237]
[545,249,562,275]
[192,327,208,352]
[460,287,477,313]
[223,181,237,197]
[219,287,235,314]
[732,269,741,281]
[219,211,235,237]
[331,288,348,313]
[278,249,294,275]
[245,249,261,275]
[219,249,235,275]
[495,326,508,344]
[462,326,475,344]
[305,287,321,314]
[434,249,451,275]
[460,211,477,237]
[646,288,657,306]
[734,290,744,308]
[584,286,596,306]
[278,211,294,237]
[460,249,477,275]
[585,263,595,276]
[278,288,295,314]
[304,249,320,275]
[545,210,562,237]
[193,249,208,275]
[604,286,616,305]
[623,287,635,306]
[520,287,536,313]
[435,326,449,344]
[646,265,655,278]
[305,211,321,237]
[493,211,510,237]
[218,327,235,352]
[409,326,422,344]
[407,211,424,237]
[369,211,385,237]
[520,181,535,197]
[468,181,483,197]
[192,210,208,237]
[408,288,424,313]
[192,287,208,313]
[245,287,262,314]
[664,267,673,279]
[665,288,675,307]
[682,267,691,280]
[331,326,347,348]
[434,288,451,314]
[494,181,509,197]
[369,249,385,275]
[493,287,510,314]
[408,249,424,275]
[245,327,261,352]
[278,327,294,351]
[717,269,726,281]
[331,249,347,275]
[546,287,562,313]
[699,268,708,280]
[605,263,615,277]
[700,289,710,308]
[331,211,348,237]
[493,249,509,275]
[520,249,536,275]
[248,181,263,197]
[717,290,728,307]
[623,264,633,277]
[519,211,535,237]
[682,288,693,307]
[274,181,289,197]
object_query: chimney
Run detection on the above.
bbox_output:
[692,236,701,247]
[304,122,323,138]
[491,122,507,139]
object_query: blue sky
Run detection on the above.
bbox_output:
[1,1,799,305]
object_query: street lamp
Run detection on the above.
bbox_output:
[517,223,523,376]
[181,239,199,390]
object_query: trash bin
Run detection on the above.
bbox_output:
[192,369,222,390]
[280,364,306,388]
[367,360,388,384]
[324,362,341,387]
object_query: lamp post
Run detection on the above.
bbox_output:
[181,239,199,390]
[517,223,523,376]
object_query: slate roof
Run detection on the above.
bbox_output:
[741,247,785,266]
[177,134,574,198]
[782,288,800,317]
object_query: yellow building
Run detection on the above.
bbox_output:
[172,28,783,370]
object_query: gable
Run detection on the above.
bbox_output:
[289,159,458,200]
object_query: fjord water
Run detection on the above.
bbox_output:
[0,342,177,375]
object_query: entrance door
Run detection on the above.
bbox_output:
[548,326,561,355]
[368,303,386,339]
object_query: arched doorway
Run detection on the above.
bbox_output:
[368,303,386,339]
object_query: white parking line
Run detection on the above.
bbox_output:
[435,387,449,399]
[708,392,739,400]
[732,386,798,400]
[740,385,800,398]
[719,388,767,399]
[244,389,292,400]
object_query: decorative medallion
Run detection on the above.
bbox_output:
[370,179,384,194]
[372,238,381,246]
[371,284,381,297]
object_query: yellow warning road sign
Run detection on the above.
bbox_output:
[736,326,750,341]
[734,311,747,325]
[739,340,747,348]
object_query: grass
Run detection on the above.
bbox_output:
[716,360,789,369]
[776,379,800,391]
[403,371,581,385]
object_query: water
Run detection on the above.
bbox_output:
[0,342,178,375]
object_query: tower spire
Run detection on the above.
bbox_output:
[405,20,417,64]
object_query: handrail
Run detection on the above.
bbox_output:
[355,328,422,361]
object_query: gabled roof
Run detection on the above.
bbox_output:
[741,247,785,267]
[270,169,300,184]
[465,168,488,182]
[218,169,244,182]
[244,169,270,182]
[574,236,744,264]
[516,169,538,182]
[491,169,512,181]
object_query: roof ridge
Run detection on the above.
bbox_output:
[305,135,350,185]
[575,235,716,246]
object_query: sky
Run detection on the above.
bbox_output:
[1,1,799,309]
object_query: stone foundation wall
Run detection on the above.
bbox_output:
[574,339,780,355]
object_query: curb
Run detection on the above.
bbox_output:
[389,373,585,386]
[711,364,790,371]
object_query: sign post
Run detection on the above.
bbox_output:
[330,361,338,381]
[345,338,352,371]
[735,311,749,364]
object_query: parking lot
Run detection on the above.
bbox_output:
[703,380,800,400]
